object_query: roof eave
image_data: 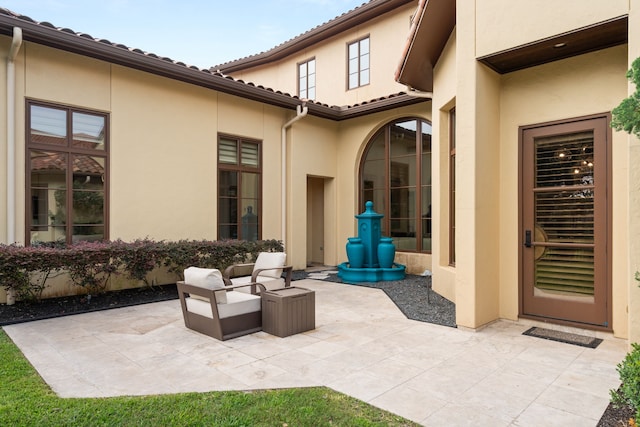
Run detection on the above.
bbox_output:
[395,0,456,92]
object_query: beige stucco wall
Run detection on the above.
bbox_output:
[432,29,457,303]
[499,45,629,337]
[227,2,415,107]
[1,39,294,248]
[475,0,629,57]
[626,0,640,344]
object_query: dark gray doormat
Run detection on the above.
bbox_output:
[523,327,603,348]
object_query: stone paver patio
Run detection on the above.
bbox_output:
[3,279,627,426]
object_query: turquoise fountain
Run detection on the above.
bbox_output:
[337,201,406,283]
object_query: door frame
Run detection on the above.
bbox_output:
[518,113,612,331]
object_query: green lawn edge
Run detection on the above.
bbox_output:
[0,329,419,426]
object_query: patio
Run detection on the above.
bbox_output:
[3,278,626,426]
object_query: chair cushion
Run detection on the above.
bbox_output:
[185,291,260,319]
[253,252,286,279]
[230,275,285,293]
[183,267,227,304]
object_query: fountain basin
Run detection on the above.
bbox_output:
[337,262,406,283]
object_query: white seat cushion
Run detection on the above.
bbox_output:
[253,252,286,278]
[230,275,285,293]
[184,267,227,304]
[185,291,260,319]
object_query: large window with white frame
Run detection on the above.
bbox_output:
[218,134,261,241]
[27,101,108,245]
[360,118,432,252]
[347,36,370,90]
[298,58,316,100]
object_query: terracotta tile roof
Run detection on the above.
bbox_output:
[0,5,427,120]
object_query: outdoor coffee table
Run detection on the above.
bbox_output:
[261,287,315,337]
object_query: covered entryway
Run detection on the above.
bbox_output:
[520,114,611,329]
[307,176,325,266]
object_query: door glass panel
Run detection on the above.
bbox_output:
[535,246,594,297]
[533,131,595,300]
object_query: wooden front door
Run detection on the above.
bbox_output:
[520,115,610,329]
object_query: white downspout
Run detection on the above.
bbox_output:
[280,103,308,250]
[7,27,23,244]
[405,85,433,98]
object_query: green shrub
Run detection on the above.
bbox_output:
[0,239,285,301]
[611,342,640,420]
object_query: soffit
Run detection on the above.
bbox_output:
[0,8,428,121]
[395,0,456,92]
[478,15,628,74]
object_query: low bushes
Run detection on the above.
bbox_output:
[0,239,283,302]
[611,342,640,422]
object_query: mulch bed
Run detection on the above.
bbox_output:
[0,275,633,425]
[0,284,179,326]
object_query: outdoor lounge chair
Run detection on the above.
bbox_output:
[223,252,292,294]
[177,267,262,341]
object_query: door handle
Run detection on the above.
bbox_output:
[524,230,532,248]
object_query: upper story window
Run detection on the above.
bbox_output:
[298,58,316,100]
[27,101,108,245]
[218,134,261,241]
[347,36,370,90]
[360,118,432,253]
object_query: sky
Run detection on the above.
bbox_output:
[1,0,366,69]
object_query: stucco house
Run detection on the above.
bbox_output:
[1,0,639,343]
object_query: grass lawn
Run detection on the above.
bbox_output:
[0,329,419,426]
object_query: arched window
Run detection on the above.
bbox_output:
[360,118,432,253]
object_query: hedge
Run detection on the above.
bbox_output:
[0,239,283,302]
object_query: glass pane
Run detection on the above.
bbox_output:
[362,159,385,188]
[219,138,238,164]
[300,75,307,91]
[390,159,414,187]
[218,171,238,196]
[241,199,259,241]
[299,62,307,76]
[30,105,67,146]
[535,132,594,188]
[241,142,259,167]
[422,153,432,185]
[349,73,358,89]
[72,156,105,190]
[308,87,315,100]
[391,220,416,251]
[308,73,316,88]
[241,172,259,199]
[219,224,237,240]
[349,58,358,75]
[360,53,370,71]
[360,69,370,85]
[300,87,308,99]
[348,42,358,59]
[422,121,432,152]
[308,59,315,74]
[390,187,415,218]
[72,112,105,150]
[390,121,417,158]
[218,198,237,224]
[360,37,369,54]
[31,151,66,189]
[535,247,594,297]
[365,132,385,159]
[535,191,594,244]
[72,225,103,242]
